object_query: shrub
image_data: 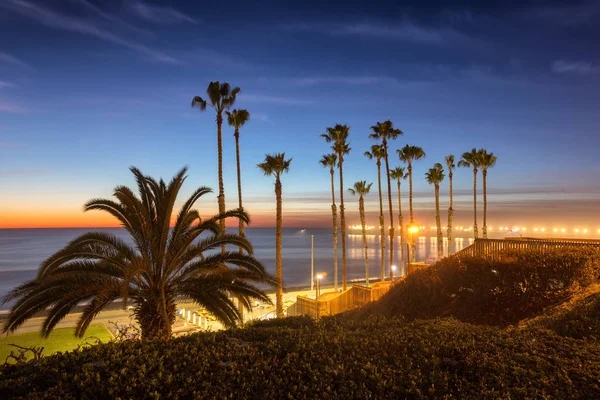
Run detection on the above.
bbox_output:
[361,247,600,325]
[1,318,599,399]
[247,315,315,329]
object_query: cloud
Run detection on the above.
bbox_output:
[0,81,16,89]
[77,0,153,36]
[0,52,33,70]
[127,0,198,25]
[282,19,479,47]
[0,101,26,113]
[0,0,182,65]
[242,94,314,106]
[551,60,600,75]
[288,76,400,86]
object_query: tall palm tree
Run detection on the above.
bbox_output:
[319,153,339,291]
[445,155,455,245]
[364,144,386,281]
[397,145,426,224]
[2,167,274,340]
[321,124,351,290]
[369,120,403,278]
[225,109,251,250]
[389,167,407,264]
[192,82,241,252]
[425,164,445,258]
[458,148,481,238]
[348,181,373,286]
[478,149,497,239]
[257,153,292,318]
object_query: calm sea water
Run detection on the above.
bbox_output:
[0,227,478,310]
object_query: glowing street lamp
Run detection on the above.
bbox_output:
[406,223,420,270]
[391,264,397,281]
[315,272,326,319]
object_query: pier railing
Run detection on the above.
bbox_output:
[452,237,600,261]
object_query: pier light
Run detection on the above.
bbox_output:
[541,228,546,232]
[408,224,420,235]
[533,228,539,232]
[597,229,600,234]
[584,229,589,233]
[521,227,527,232]
[574,229,580,233]
[553,228,558,232]
[561,228,566,233]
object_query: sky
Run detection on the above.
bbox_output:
[0,0,599,229]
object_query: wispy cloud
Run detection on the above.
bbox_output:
[0,52,33,70]
[77,0,153,36]
[0,81,15,89]
[127,0,198,25]
[242,94,314,106]
[551,60,600,75]
[282,19,479,47]
[0,101,26,113]
[288,76,400,86]
[0,0,182,65]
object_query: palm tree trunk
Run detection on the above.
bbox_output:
[330,169,339,291]
[376,162,385,281]
[396,180,405,265]
[359,196,369,286]
[383,141,395,279]
[235,130,245,253]
[447,172,453,250]
[216,113,226,254]
[136,296,176,340]
[409,163,414,223]
[339,156,347,291]
[275,179,284,318]
[473,169,478,239]
[482,169,488,239]
[435,184,442,258]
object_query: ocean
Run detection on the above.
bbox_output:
[0,227,477,311]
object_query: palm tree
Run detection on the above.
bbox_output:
[478,149,497,239]
[257,153,292,318]
[389,167,407,263]
[348,181,373,286]
[321,124,351,291]
[364,144,386,281]
[192,82,241,252]
[319,153,339,291]
[445,155,455,245]
[2,167,274,340]
[397,145,426,224]
[425,164,445,258]
[225,109,251,249]
[458,148,482,238]
[369,121,403,278]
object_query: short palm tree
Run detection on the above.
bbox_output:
[348,181,373,286]
[445,155,455,244]
[397,145,426,224]
[389,167,407,263]
[458,148,481,238]
[321,124,351,291]
[364,144,386,281]
[257,153,292,318]
[2,167,274,340]
[478,149,497,239]
[192,82,240,252]
[370,121,403,277]
[319,153,339,291]
[225,109,251,249]
[425,164,445,258]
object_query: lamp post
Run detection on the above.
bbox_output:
[315,272,326,319]
[311,234,315,291]
[391,265,397,281]
[406,223,420,272]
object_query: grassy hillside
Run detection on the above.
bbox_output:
[1,317,599,399]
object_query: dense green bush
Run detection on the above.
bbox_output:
[247,315,315,329]
[360,247,600,325]
[528,291,600,343]
[1,318,599,399]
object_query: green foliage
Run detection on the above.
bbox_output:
[528,290,600,343]
[247,315,315,329]
[362,247,600,326]
[1,318,599,399]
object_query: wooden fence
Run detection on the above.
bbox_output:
[452,238,600,261]
[287,281,394,318]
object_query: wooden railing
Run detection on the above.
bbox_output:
[451,238,600,261]
[287,281,394,318]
